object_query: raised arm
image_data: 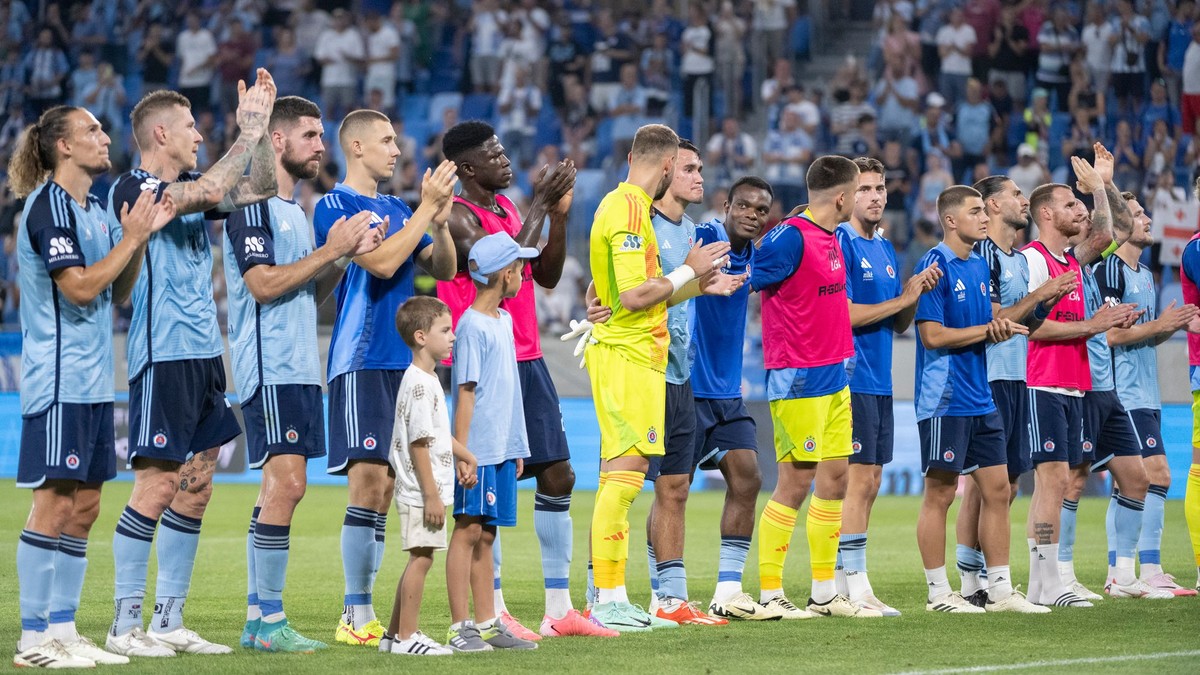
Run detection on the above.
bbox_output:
[527,159,576,288]
[357,161,457,280]
[216,135,278,212]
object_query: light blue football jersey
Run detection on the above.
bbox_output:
[18,181,114,414]
[108,170,223,379]
[1081,264,1115,392]
[976,237,1030,383]
[651,208,696,385]
[1098,256,1160,410]
[222,197,322,398]
[314,183,432,380]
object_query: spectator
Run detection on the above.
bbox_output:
[640,32,674,96]
[469,0,506,93]
[955,78,995,178]
[713,1,747,120]
[23,27,69,113]
[1068,55,1105,132]
[559,74,597,167]
[0,48,23,112]
[363,12,400,111]
[510,0,550,85]
[874,53,921,145]
[706,116,756,186]
[909,92,959,176]
[587,10,636,113]
[962,0,1000,79]
[936,8,976,107]
[0,102,24,154]
[641,0,685,45]
[762,108,813,210]
[1080,2,1114,94]
[82,62,127,138]
[293,0,330,64]
[880,13,921,81]
[536,246,585,336]
[1008,143,1050,203]
[1142,118,1179,191]
[988,79,1016,157]
[1109,0,1151,116]
[1141,78,1182,139]
[1062,111,1098,170]
[881,139,913,250]
[761,58,796,129]
[314,8,364,120]
[69,51,99,108]
[608,62,649,160]
[389,159,421,205]
[138,22,175,94]
[176,12,217,112]
[548,12,586,109]
[266,26,310,100]
[916,151,953,224]
[987,5,1028,105]
[498,64,542,170]
[1184,21,1200,136]
[782,85,821,137]
[1159,0,1195,105]
[392,118,418,167]
[679,3,714,120]
[387,3,419,100]
[1035,5,1079,112]
[1112,119,1144,191]
[215,17,256,117]
[699,185,729,224]
[915,0,955,83]
[830,81,875,143]
[424,107,458,166]
[1022,88,1052,157]
[498,16,533,89]
[750,0,796,71]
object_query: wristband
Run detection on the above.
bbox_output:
[334,256,353,269]
[665,264,697,294]
[1101,239,1119,258]
[1033,302,1051,321]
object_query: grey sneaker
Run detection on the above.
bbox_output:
[480,620,538,650]
[445,623,492,653]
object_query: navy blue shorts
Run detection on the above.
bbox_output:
[695,397,758,471]
[918,411,1006,476]
[849,393,894,466]
[241,384,327,469]
[454,459,518,527]
[128,357,242,465]
[1082,390,1141,471]
[1029,390,1084,466]
[648,381,698,480]
[18,402,117,488]
[990,380,1032,478]
[327,369,404,475]
[518,358,570,471]
[1127,408,1165,458]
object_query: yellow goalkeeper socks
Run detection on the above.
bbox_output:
[591,470,643,591]
[807,496,843,583]
[758,500,798,597]
[1187,464,1200,569]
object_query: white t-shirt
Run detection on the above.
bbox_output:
[366,23,400,85]
[390,367,454,507]
[753,0,796,31]
[498,83,542,135]
[314,27,365,87]
[176,28,217,88]
[936,24,976,75]
[680,25,714,75]
[1184,41,1200,94]
[472,9,507,57]
[1081,21,1114,73]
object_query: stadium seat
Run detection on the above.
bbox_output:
[534,104,562,149]
[429,92,464,129]
[591,118,615,170]
[460,93,496,123]
[1048,113,1071,173]
[401,94,431,123]
[790,16,812,61]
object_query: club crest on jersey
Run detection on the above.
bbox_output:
[647,427,658,444]
[153,433,168,449]
[886,264,895,278]
[1146,436,1158,448]
[1043,439,1055,452]
[65,453,80,470]
[943,449,955,462]
[486,489,497,506]
[980,282,987,296]
[803,436,816,452]
[285,427,299,444]
[851,441,862,454]
[1082,440,1094,452]
[364,436,377,450]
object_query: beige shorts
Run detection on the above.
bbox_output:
[396,501,448,552]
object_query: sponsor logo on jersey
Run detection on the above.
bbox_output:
[48,236,75,261]
[621,234,644,251]
[244,236,267,256]
[827,249,842,272]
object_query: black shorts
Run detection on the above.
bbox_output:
[648,381,698,480]
[990,380,1032,478]
[18,402,117,487]
[518,357,570,472]
[918,411,1007,476]
[241,384,327,469]
[128,357,242,465]
[694,397,757,471]
[1029,390,1084,467]
[1127,408,1165,458]
[849,393,894,466]
[1082,389,1141,471]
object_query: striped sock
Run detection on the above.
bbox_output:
[1187,465,1200,573]
[956,544,986,596]
[656,558,687,601]
[253,523,290,622]
[246,506,260,621]
[646,541,660,597]
[371,513,387,594]
[1113,493,1144,585]
[112,506,157,636]
[48,534,87,638]
[341,506,378,626]
[714,535,750,600]
[1106,489,1118,568]
[1059,499,1079,562]
[17,530,58,635]
[534,493,573,618]
[757,500,797,601]
[152,508,202,633]
[1139,485,1168,576]
[807,497,843,603]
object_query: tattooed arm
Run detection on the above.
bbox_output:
[216,135,278,211]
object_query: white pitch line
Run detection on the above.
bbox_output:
[890,650,1200,675]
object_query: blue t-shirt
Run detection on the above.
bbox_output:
[1081,263,1115,393]
[913,243,995,421]
[837,222,901,396]
[977,237,1030,383]
[690,219,751,399]
[222,197,322,398]
[651,208,696,385]
[1098,255,1160,410]
[18,181,114,414]
[108,170,224,379]
[314,183,432,380]
[451,308,530,465]
[1184,238,1200,392]
[752,221,847,398]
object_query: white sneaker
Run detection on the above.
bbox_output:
[760,595,814,619]
[1069,580,1103,602]
[807,594,884,618]
[390,631,452,656]
[927,591,986,614]
[59,636,130,665]
[985,590,1051,614]
[13,638,95,669]
[647,594,660,616]
[1105,578,1175,599]
[851,592,901,617]
[709,592,784,620]
[147,627,232,655]
[105,628,175,658]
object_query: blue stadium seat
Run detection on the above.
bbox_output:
[570,169,608,238]
[591,118,614,169]
[1048,113,1072,172]
[534,103,562,148]
[1006,116,1026,157]
[401,94,431,123]
[429,92,463,129]
[790,16,812,60]
[460,93,496,123]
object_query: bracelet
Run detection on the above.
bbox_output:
[334,256,353,269]
[665,265,696,294]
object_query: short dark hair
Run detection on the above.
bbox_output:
[806,155,859,193]
[728,175,774,202]
[1028,183,1071,218]
[630,124,680,163]
[937,185,982,220]
[853,157,884,176]
[678,139,700,156]
[395,296,450,349]
[442,120,496,163]
[269,96,322,132]
[131,89,191,148]
[973,175,1012,203]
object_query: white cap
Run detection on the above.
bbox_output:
[1017,143,1036,158]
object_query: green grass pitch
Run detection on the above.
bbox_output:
[1,482,1197,673]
